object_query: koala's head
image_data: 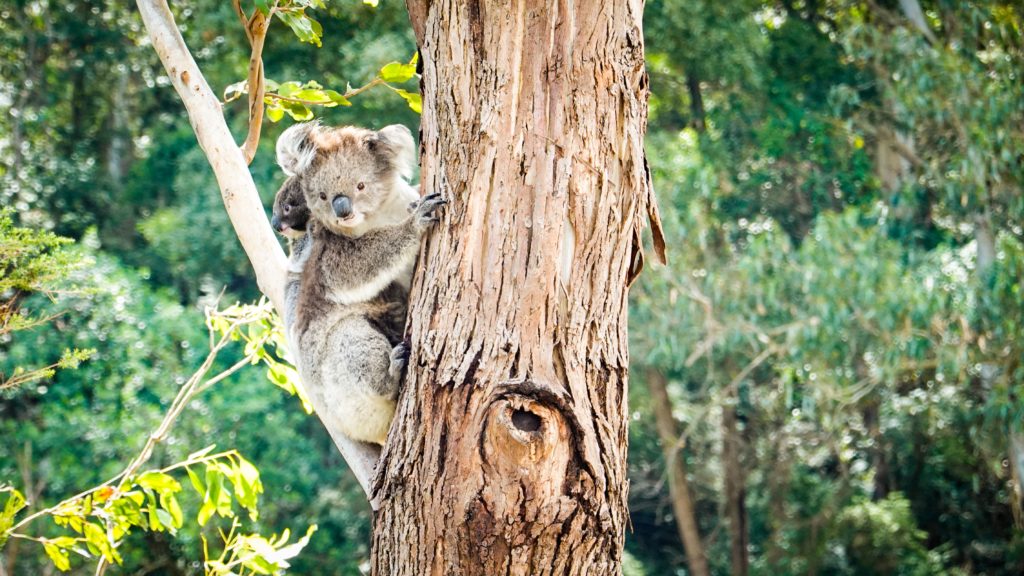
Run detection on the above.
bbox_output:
[270,176,310,239]
[276,122,415,235]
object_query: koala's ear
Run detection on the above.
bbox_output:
[368,124,416,180]
[277,121,321,176]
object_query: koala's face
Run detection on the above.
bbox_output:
[276,123,415,236]
[271,177,310,239]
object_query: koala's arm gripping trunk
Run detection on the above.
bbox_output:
[136,0,382,503]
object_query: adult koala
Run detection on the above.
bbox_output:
[276,122,445,446]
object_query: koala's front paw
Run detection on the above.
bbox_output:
[388,342,410,382]
[409,192,447,231]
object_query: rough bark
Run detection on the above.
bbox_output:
[722,395,749,576]
[644,369,710,576]
[372,1,664,574]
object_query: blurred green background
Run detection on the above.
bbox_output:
[1,0,1022,574]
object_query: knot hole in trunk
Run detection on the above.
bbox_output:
[510,408,542,432]
[482,388,570,476]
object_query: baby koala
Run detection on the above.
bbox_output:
[272,176,313,335]
[276,121,444,446]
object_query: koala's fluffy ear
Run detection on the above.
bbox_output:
[369,124,416,180]
[277,121,320,176]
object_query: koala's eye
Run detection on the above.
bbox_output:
[357,182,365,191]
[283,204,291,214]
[319,192,327,201]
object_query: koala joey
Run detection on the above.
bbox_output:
[271,175,310,241]
[271,176,312,338]
[276,121,446,446]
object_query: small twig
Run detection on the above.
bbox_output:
[9,315,251,540]
[239,7,271,165]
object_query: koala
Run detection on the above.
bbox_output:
[271,176,313,338]
[276,121,445,446]
[271,175,310,241]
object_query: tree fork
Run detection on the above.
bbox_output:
[373,1,664,574]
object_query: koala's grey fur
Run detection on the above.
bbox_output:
[271,176,311,241]
[271,177,313,339]
[276,122,444,446]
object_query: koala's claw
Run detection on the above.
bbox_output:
[411,193,447,229]
[388,342,410,381]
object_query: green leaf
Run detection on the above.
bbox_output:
[134,471,181,495]
[43,542,71,572]
[197,499,216,527]
[379,61,417,84]
[276,81,302,98]
[0,486,27,546]
[186,466,205,495]
[156,509,176,534]
[253,0,270,14]
[323,90,352,106]
[266,104,285,123]
[291,89,332,104]
[282,101,313,121]
[393,89,422,114]
[188,444,217,461]
[83,522,120,564]
[145,490,163,532]
[160,491,184,529]
[276,12,323,47]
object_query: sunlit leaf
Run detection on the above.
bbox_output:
[43,542,71,572]
[379,61,416,84]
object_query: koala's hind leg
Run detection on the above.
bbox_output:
[333,318,402,400]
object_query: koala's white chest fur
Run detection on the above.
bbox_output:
[326,247,417,306]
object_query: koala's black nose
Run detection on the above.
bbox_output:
[332,195,353,219]
[271,214,283,231]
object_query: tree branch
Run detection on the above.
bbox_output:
[135,0,286,311]
[240,9,269,164]
[134,0,381,504]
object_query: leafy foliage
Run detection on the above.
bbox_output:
[1,0,1023,574]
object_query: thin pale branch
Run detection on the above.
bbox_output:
[135,0,287,311]
[135,0,380,506]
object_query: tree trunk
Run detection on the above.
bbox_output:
[685,71,706,133]
[372,1,664,574]
[975,212,1024,522]
[863,399,891,500]
[722,395,748,576]
[644,369,710,576]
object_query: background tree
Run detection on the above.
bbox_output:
[2,0,1023,574]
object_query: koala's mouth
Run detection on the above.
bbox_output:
[334,212,364,228]
[280,226,306,239]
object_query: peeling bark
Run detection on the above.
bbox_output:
[373,1,663,573]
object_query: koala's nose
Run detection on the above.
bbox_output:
[332,195,353,219]
[271,215,283,231]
